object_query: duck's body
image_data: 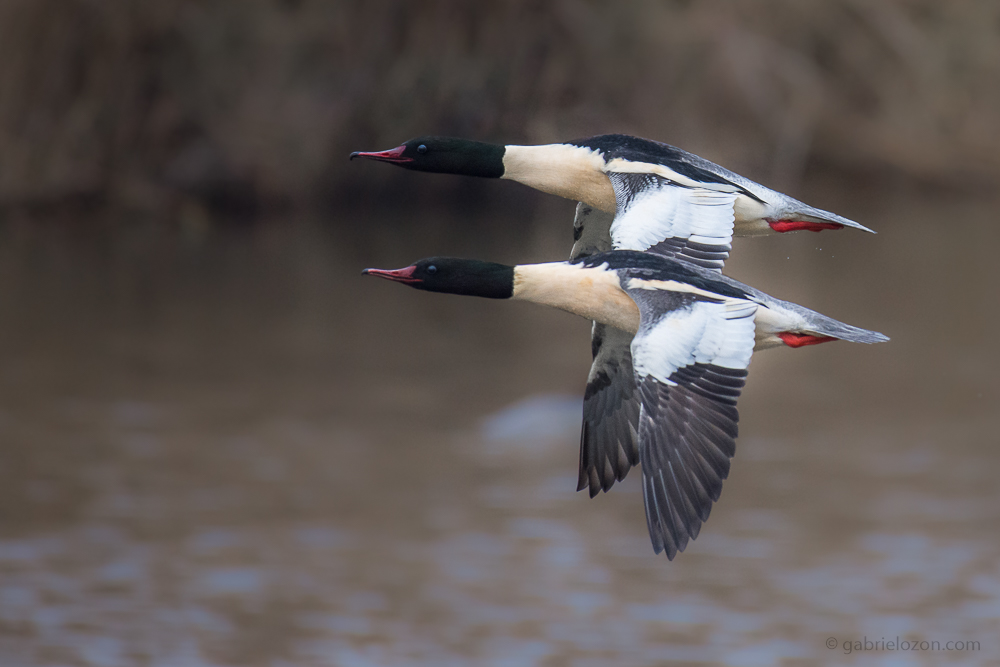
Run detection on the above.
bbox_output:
[352,135,877,474]
[509,251,883,351]
[354,132,883,559]
[351,134,874,249]
[364,250,887,558]
[501,136,864,236]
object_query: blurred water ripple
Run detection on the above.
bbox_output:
[0,194,997,665]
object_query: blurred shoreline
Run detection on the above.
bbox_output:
[2,1,999,218]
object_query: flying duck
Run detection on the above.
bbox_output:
[353,135,875,493]
[350,134,874,264]
[363,250,888,558]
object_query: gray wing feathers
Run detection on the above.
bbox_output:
[578,323,641,496]
[637,366,747,559]
[626,287,756,559]
[571,203,643,496]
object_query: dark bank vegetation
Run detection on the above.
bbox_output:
[1,0,997,215]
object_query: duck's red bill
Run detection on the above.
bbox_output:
[349,145,412,164]
[362,266,422,284]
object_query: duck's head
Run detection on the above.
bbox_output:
[363,257,514,299]
[350,137,505,178]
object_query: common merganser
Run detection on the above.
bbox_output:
[363,250,888,559]
[351,134,875,267]
[352,135,876,481]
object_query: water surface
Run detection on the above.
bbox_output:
[0,187,997,665]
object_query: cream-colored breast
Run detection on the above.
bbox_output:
[512,263,639,333]
[751,302,805,349]
[732,195,771,233]
[502,145,616,213]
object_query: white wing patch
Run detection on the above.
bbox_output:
[625,278,726,301]
[605,158,742,194]
[608,176,738,255]
[631,300,756,385]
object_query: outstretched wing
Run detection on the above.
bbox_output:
[569,204,641,496]
[625,283,757,559]
[568,189,737,496]
[568,173,740,498]
[607,172,737,272]
[578,322,641,496]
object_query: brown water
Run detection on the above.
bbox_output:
[0,185,998,666]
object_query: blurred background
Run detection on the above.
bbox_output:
[0,1,998,665]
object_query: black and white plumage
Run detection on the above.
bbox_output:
[568,250,886,558]
[568,197,734,498]
[363,250,889,558]
[622,274,756,558]
[352,133,875,265]
[569,204,643,497]
[570,161,739,490]
[572,134,871,277]
[565,133,873,237]
[578,322,640,496]
[352,134,875,497]
[608,171,736,271]
[352,134,877,501]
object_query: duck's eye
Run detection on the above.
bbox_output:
[417,144,428,155]
[426,265,437,275]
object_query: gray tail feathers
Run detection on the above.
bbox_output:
[797,204,876,234]
[762,294,889,344]
[802,309,889,344]
[742,285,889,345]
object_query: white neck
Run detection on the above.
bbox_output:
[511,262,639,333]
[501,145,616,213]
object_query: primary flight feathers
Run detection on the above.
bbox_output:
[363,251,887,559]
